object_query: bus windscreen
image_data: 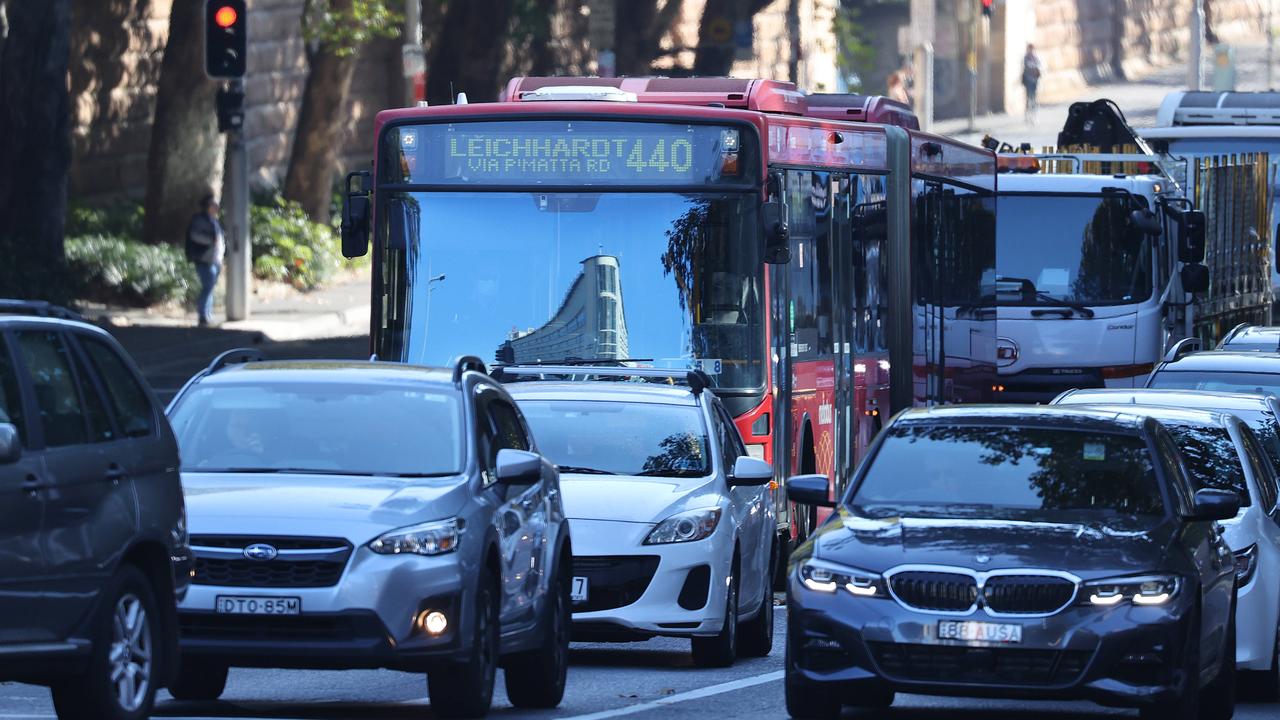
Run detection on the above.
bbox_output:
[380,120,756,187]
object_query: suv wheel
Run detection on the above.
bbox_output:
[692,563,738,667]
[51,566,161,720]
[739,555,774,658]
[504,557,570,708]
[167,657,229,701]
[428,567,498,718]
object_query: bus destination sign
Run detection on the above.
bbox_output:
[384,120,754,186]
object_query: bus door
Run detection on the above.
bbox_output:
[913,178,946,405]
[829,173,856,493]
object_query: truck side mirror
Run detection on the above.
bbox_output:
[1181,263,1210,294]
[341,171,371,259]
[762,200,790,264]
[1129,209,1162,236]
[1179,210,1206,264]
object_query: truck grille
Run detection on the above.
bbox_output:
[888,571,978,612]
[191,535,352,588]
[982,575,1077,615]
[572,555,660,612]
[869,642,1091,686]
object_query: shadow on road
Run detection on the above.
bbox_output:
[155,700,429,719]
[569,645,695,669]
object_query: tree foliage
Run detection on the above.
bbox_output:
[301,0,402,58]
[833,4,876,91]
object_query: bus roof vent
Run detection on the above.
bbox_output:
[519,85,638,103]
[805,93,920,129]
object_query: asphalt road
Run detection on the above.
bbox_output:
[3,606,1277,719]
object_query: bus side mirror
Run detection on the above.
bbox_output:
[1181,263,1210,294]
[762,200,790,264]
[341,171,371,259]
[1179,210,1206,264]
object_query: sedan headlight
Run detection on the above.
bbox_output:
[643,507,721,545]
[369,518,460,556]
[1081,574,1180,607]
[1234,544,1259,587]
[798,558,887,598]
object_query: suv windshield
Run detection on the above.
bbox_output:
[169,382,462,476]
[517,399,710,477]
[997,194,1153,306]
[1162,422,1250,505]
[850,423,1165,526]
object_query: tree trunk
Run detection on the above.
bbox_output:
[426,0,513,105]
[283,17,359,223]
[0,0,73,300]
[613,0,684,77]
[142,0,224,246]
[693,0,768,76]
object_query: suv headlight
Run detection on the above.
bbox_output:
[1081,574,1180,607]
[1234,544,1259,587]
[369,518,460,556]
[643,507,721,545]
[799,558,887,598]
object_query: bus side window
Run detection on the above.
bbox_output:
[787,169,821,360]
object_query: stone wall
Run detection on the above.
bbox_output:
[69,0,399,201]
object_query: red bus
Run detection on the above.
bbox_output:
[340,77,997,567]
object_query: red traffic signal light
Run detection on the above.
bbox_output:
[205,0,247,79]
[214,5,238,28]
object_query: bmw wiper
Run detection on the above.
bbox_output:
[1033,293,1096,318]
[633,468,707,478]
[556,465,618,475]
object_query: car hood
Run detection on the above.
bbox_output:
[810,509,1176,581]
[181,472,470,543]
[559,474,719,524]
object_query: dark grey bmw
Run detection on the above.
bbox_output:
[784,406,1239,720]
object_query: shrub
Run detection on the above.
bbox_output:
[65,199,144,238]
[65,234,197,307]
[250,193,349,290]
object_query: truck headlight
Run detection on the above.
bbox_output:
[643,507,721,545]
[1082,574,1180,607]
[799,558,886,598]
[369,518,460,556]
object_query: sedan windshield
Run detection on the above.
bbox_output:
[1149,370,1280,397]
[997,194,1153,307]
[850,424,1165,526]
[516,399,710,477]
[169,383,462,476]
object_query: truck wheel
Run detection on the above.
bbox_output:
[51,565,161,720]
[167,658,229,701]
[504,558,569,708]
[428,567,498,718]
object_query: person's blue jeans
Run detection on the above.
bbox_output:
[195,262,221,323]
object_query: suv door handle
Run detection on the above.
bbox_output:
[104,464,127,483]
[22,474,47,495]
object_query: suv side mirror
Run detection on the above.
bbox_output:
[729,456,773,486]
[1180,263,1210,294]
[1186,488,1240,522]
[786,474,833,507]
[341,171,371,258]
[762,200,790,264]
[1178,210,1206,263]
[496,448,543,485]
[0,423,20,464]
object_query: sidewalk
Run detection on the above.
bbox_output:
[933,43,1273,149]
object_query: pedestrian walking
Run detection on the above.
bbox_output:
[1022,43,1043,125]
[186,194,225,327]
[887,69,912,108]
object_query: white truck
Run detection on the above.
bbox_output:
[991,100,1272,402]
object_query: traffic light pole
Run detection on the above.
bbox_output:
[224,78,250,321]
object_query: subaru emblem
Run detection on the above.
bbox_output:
[974,554,991,565]
[243,543,279,561]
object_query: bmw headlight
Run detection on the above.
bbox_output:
[1081,574,1180,607]
[799,558,886,598]
[369,518,460,556]
[643,507,721,545]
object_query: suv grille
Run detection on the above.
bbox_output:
[191,535,352,588]
[888,571,978,612]
[982,575,1077,614]
[869,643,1091,686]
[572,555,660,612]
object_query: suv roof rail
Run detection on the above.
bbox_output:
[451,355,488,386]
[1163,337,1204,363]
[492,364,711,394]
[0,299,83,321]
[1218,322,1252,348]
[208,348,266,374]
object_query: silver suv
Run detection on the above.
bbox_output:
[164,353,571,718]
[0,301,191,720]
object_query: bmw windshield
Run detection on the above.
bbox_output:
[373,120,765,393]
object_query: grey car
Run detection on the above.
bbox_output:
[0,301,191,720]
[164,353,571,718]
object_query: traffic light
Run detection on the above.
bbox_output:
[981,0,994,17]
[205,0,247,79]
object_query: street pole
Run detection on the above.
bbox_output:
[224,77,250,322]
[917,42,935,132]
[967,3,978,132]
[1190,0,1204,91]
[1268,0,1275,90]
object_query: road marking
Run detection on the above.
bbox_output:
[560,669,785,720]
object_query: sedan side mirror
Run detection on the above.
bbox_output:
[496,449,542,485]
[786,474,834,508]
[729,456,773,486]
[1186,488,1241,522]
[0,423,19,464]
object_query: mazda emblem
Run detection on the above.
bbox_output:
[243,543,279,561]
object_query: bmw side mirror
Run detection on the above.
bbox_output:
[729,456,773,487]
[496,449,543,485]
[786,474,833,507]
[0,423,19,464]
[1187,488,1241,522]
[341,170,371,258]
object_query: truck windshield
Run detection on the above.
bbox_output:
[997,194,1153,307]
[375,191,765,392]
